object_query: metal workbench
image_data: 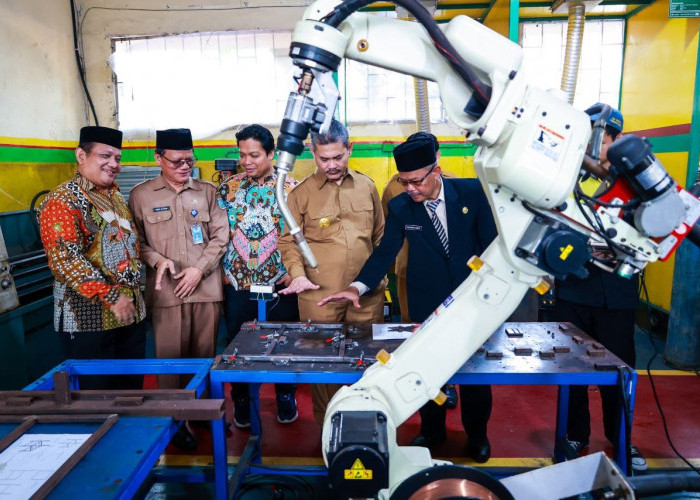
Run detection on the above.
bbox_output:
[1,358,220,499]
[209,321,637,499]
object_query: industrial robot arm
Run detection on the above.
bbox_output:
[274,2,700,497]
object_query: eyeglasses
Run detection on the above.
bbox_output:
[396,164,436,187]
[159,154,198,168]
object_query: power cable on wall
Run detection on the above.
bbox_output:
[640,273,700,476]
[70,0,99,125]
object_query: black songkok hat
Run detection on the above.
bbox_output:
[79,126,122,149]
[156,128,194,150]
[393,137,437,172]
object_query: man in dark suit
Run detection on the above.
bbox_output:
[318,136,497,462]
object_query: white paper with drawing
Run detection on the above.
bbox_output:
[372,323,419,340]
[0,433,90,498]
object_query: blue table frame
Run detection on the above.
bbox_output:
[11,358,216,498]
[209,323,638,500]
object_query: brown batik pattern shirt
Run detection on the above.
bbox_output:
[38,172,145,333]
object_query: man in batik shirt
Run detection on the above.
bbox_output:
[218,124,299,427]
[38,126,146,390]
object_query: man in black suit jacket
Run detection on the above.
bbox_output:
[318,136,497,462]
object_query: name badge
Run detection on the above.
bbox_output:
[153,206,170,212]
[405,224,422,231]
[191,224,204,245]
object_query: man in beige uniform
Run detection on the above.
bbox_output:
[278,119,385,425]
[129,128,228,393]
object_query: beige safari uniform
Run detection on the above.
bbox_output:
[129,174,228,387]
[279,168,386,424]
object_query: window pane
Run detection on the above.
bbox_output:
[520,20,624,111]
[113,25,448,134]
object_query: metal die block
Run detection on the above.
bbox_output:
[587,348,606,357]
[505,328,524,338]
[594,363,618,371]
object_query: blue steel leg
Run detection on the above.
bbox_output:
[613,369,636,475]
[554,385,570,463]
[233,382,263,495]
[257,299,267,322]
[249,382,263,440]
[210,376,229,500]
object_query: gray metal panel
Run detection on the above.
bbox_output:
[117,166,201,202]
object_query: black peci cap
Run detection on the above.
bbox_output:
[156,128,194,150]
[393,137,437,172]
[79,126,122,149]
[406,131,440,152]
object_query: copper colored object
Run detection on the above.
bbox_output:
[553,346,571,353]
[408,478,501,500]
[298,70,314,94]
[587,348,606,357]
[0,371,224,420]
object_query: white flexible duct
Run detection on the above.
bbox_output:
[560,2,586,104]
[413,77,431,132]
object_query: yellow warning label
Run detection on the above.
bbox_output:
[344,469,373,480]
[344,458,373,480]
[559,244,574,261]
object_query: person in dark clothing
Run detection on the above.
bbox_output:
[544,103,646,472]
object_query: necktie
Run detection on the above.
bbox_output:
[426,199,449,255]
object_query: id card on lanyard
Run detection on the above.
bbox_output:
[189,208,204,244]
[191,224,204,245]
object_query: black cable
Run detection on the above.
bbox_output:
[322,0,492,114]
[29,189,50,243]
[640,274,700,475]
[521,199,619,269]
[629,473,700,497]
[70,0,99,125]
[520,199,546,218]
[267,294,282,314]
[578,190,640,210]
[238,473,316,498]
[645,352,700,475]
[573,186,635,259]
